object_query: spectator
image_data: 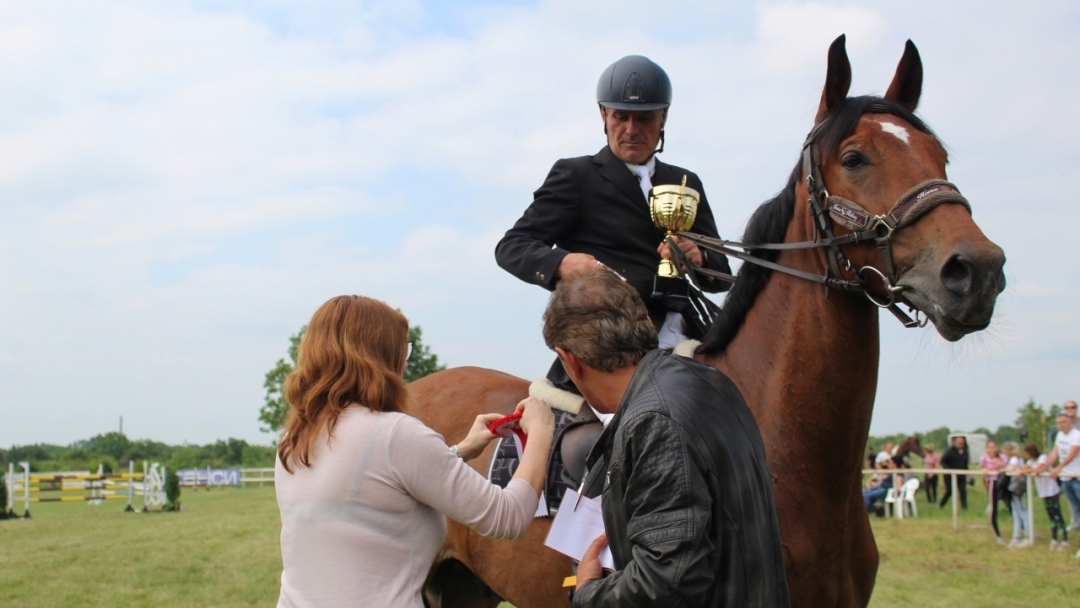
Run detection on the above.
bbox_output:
[1045,413,1080,558]
[979,440,1008,544]
[1002,442,1031,548]
[875,443,894,467]
[922,444,940,503]
[1022,443,1068,551]
[864,459,897,514]
[939,436,970,510]
[1066,400,1079,431]
[1064,400,1079,531]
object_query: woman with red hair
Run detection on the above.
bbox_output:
[275,295,553,608]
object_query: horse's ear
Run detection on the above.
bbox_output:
[815,35,851,125]
[884,40,922,112]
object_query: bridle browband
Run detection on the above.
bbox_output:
[675,103,972,328]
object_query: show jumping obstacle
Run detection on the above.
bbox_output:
[4,460,167,518]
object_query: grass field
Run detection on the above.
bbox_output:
[1,483,1077,607]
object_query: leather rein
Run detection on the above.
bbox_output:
[675,104,972,329]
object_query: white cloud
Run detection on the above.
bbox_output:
[756,2,888,73]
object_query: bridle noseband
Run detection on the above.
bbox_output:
[674,104,972,329]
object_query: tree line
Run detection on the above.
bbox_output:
[0,432,277,474]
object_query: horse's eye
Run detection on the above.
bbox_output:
[841,152,868,170]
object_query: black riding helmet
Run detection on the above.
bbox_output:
[596,55,672,111]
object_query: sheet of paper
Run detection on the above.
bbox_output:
[510,434,549,517]
[544,489,615,570]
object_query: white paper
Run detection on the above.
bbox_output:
[510,434,550,517]
[544,489,615,570]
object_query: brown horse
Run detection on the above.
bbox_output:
[411,36,1005,608]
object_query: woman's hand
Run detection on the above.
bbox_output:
[456,413,502,461]
[516,396,555,438]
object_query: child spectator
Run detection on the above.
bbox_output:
[1002,442,1031,548]
[1024,443,1068,550]
[980,440,1009,544]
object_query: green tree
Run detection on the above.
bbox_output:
[86,432,133,462]
[1014,398,1053,453]
[164,470,181,511]
[259,322,446,433]
[405,325,446,383]
[259,326,306,434]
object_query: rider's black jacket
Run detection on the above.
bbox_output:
[494,145,732,329]
[575,350,790,608]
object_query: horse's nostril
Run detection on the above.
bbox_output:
[940,253,973,296]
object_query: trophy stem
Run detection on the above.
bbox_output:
[657,231,679,277]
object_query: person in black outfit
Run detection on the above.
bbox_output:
[545,269,788,608]
[939,436,970,509]
[495,55,731,367]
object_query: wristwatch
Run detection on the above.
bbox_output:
[450,444,462,459]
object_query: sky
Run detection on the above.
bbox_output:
[1,0,1077,447]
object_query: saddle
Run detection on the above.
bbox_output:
[485,378,602,514]
[485,341,701,514]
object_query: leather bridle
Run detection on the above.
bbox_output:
[674,104,972,329]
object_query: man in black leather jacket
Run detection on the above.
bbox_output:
[542,269,789,608]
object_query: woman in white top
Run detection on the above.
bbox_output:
[1021,443,1068,551]
[274,295,555,608]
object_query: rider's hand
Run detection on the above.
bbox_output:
[657,236,703,267]
[456,413,502,461]
[515,396,554,438]
[576,534,609,591]
[555,253,600,281]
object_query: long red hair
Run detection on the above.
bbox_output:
[278,295,410,472]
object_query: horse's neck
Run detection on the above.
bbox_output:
[706,207,881,487]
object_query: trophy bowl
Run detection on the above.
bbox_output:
[649,179,700,278]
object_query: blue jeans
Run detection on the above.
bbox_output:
[864,487,888,512]
[1061,478,1080,518]
[1010,495,1029,539]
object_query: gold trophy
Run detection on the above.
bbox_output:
[649,175,700,282]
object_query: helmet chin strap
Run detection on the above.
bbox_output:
[656,129,665,154]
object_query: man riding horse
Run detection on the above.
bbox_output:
[494,55,732,399]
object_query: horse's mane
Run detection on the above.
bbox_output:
[699,96,936,355]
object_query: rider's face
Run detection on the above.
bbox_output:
[602,107,665,164]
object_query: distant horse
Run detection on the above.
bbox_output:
[892,435,926,467]
[411,35,1005,608]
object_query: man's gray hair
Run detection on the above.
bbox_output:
[542,268,658,372]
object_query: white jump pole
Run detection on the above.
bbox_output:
[142,460,148,511]
[5,462,12,514]
[126,460,135,512]
[19,462,30,517]
[951,473,959,532]
[1027,475,1035,541]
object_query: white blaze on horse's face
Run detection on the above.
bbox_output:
[875,119,910,145]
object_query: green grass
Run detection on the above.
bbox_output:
[1,483,1077,607]
[0,486,281,607]
[868,482,1080,606]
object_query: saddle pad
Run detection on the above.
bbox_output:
[486,409,581,514]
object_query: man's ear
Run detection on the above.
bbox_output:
[555,347,584,383]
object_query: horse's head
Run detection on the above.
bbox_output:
[895,434,925,458]
[810,36,1006,341]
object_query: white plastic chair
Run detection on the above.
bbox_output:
[898,478,921,518]
[883,487,900,518]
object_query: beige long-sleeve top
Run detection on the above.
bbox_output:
[275,406,539,608]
